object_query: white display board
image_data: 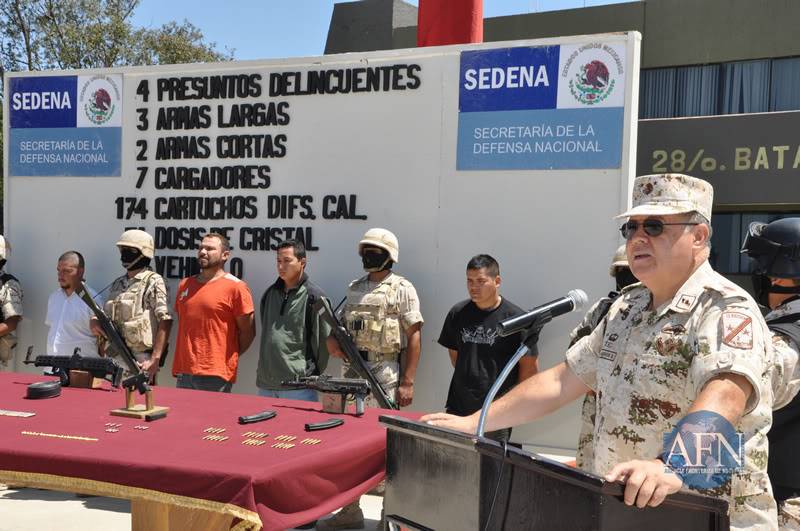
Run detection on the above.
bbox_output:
[4,32,640,452]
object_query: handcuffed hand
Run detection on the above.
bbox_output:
[398,381,414,407]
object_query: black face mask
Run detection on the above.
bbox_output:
[362,249,390,272]
[120,247,143,270]
[0,259,6,270]
[615,268,637,292]
[752,273,800,307]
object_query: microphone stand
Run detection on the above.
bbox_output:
[476,323,543,437]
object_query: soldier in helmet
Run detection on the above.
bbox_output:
[568,244,637,470]
[0,235,23,370]
[319,227,423,531]
[742,218,800,529]
[91,230,172,381]
[569,244,637,344]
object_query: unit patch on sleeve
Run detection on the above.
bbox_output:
[721,311,753,350]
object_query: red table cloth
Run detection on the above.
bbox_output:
[0,372,418,530]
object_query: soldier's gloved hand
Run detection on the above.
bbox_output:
[604,458,683,508]
[398,379,414,407]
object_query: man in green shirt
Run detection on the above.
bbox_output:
[256,239,331,400]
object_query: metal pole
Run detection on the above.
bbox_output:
[476,343,531,437]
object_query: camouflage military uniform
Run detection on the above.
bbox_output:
[567,262,777,529]
[339,272,423,408]
[105,269,171,362]
[568,293,621,471]
[779,499,800,530]
[0,269,23,368]
[768,298,800,410]
[766,298,800,530]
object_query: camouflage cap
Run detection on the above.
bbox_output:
[615,174,713,221]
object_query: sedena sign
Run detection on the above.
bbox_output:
[4,33,639,451]
[8,74,123,176]
[457,41,628,171]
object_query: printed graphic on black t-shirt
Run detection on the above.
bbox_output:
[438,298,530,416]
[461,325,498,345]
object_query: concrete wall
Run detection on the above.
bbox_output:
[325,0,418,54]
[484,3,644,52]
[641,0,800,67]
[332,0,800,68]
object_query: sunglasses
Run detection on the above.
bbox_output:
[619,219,699,240]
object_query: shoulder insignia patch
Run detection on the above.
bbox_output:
[675,293,697,311]
[721,311,753,350]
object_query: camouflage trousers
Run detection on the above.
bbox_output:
[341,359,399,409]
[729,491,779,530]
[779,498,800,530]
[0,335,16,370]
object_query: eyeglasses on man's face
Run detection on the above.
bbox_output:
[619,219,699,240]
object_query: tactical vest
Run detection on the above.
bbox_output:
[107,272,156,353]
[0,273,19,323]
[0,273,19,363]
[343,274,403,356]
[767,310,800,494]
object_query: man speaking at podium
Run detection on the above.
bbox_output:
[423,174,778,529]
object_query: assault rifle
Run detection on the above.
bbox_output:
[24,346,125,388]
[76,282,149,395]
[282,375,370,416]
[313,298,398,410]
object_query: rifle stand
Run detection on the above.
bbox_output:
[110,388,169,419]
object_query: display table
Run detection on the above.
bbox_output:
[0,372,413,530]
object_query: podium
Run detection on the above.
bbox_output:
[380,416,729,531]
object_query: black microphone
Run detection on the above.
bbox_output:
[497,289,588,337]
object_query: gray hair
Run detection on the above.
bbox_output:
[687,211,712,248]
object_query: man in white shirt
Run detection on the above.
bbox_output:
[46,251,99,357]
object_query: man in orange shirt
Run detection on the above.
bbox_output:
[172,233,255,392]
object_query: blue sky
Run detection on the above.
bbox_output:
[132,0,633,61]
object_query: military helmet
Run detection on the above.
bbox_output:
[116,229,155,259]
[0,235,8,261]
[358,228,399,263]
[609,244,628,276]
[741,218,800,279]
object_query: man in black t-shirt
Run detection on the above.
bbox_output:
[438,254,539,441]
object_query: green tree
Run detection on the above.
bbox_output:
[0,0,232,72]
[0,0,233,214]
